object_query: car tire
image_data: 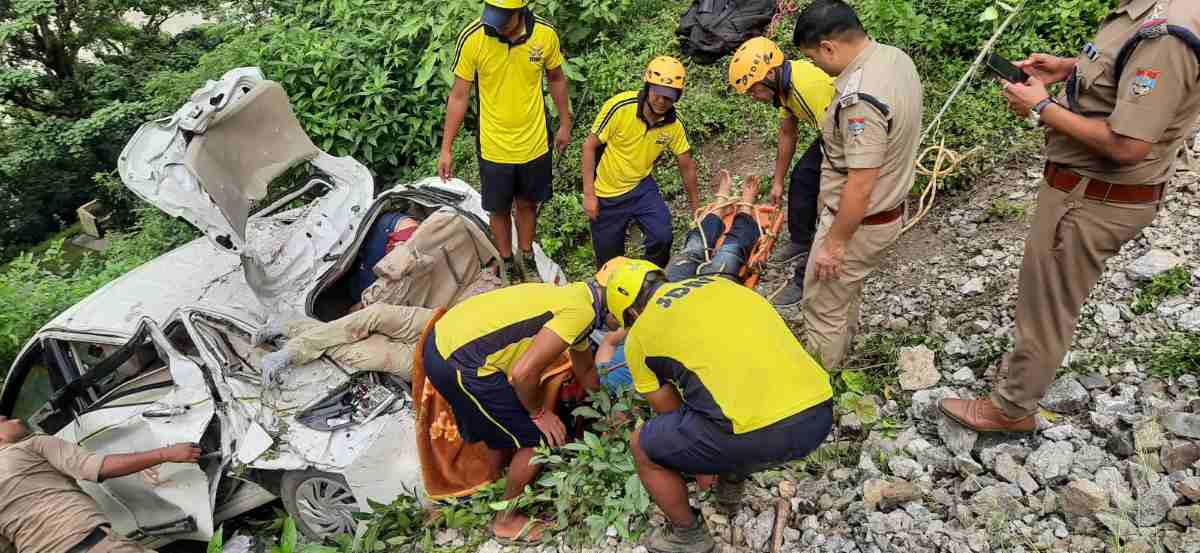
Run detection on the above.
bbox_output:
[280,469,361,541]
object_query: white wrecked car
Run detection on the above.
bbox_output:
[0,67,566,545]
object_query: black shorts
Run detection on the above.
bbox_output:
[478,152,553,212]
[639,401,833,476]
[422,331,544,450]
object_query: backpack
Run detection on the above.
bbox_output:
[677,0,778,65]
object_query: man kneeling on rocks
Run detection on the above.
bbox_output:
[603,258,834,552]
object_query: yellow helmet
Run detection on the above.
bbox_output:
[601,257,663,328]
[484,0,528,8]
[644,56,686,91]
[729,37,785,94]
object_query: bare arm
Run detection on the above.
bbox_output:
[581,133,602,220]
[1002,77,1153,164]
[568,347,600,393]
[812,167,880,282]
[547,66,573,151]
[438,77,474,181]
[829,167,880,243]
[1038,103,1153,164]
[772,115,800,205]
[100,443,201,480]
[642,385,683,415]
[596,328,628,365]
[677,152,700,214]
[510,328,571,414]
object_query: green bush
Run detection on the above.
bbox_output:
[1131,266,1194,315]
[853,0,1115,182]
[530,390,651,544]
[0,211,197,372]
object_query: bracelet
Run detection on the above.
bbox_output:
[530,409,545,421]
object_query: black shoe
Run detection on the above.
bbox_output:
[771,241,808,265]
[644,519,716,553]
[502,256,522,285]
[520,250,542,283]
[714,474,746,513]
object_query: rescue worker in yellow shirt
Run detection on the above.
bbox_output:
[603,258,833,553]
[582,57,701,269]
[439,0,572,284]
[728,37,837,306]
[422,278,606,544]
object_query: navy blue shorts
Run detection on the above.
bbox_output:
[478,152,553,213]
[422,331,544,450]
[639,401,833,477]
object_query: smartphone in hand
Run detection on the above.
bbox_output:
[985,53,1030,84]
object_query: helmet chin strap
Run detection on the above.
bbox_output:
[767,71,785,108]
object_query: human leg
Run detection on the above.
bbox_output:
[631,177,675,269]
[802,213,901,372]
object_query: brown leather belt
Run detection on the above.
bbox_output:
[1044,163,1165,204]
[829,203,904,226]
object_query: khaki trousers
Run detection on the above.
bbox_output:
[802,210,902,371]
[284,304,435,380]
[993,178,1157,418]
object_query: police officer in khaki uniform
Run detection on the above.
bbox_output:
[0,415,201,553]
[941,0,1200,432]
[791,0,923,371]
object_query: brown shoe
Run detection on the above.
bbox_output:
[938,398,1036,433]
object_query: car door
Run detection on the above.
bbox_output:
[50,319,223,542]
[0,338,72,435]
[118,67,373,313]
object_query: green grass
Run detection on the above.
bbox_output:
[1145,333,1200,379]
[1131,266,1193,315]
[987,199,1026,221]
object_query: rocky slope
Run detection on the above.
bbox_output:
[468,145,1200,553]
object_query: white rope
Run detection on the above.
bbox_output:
[902,2,1026,234]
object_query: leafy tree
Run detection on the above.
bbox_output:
[0,0,222,259]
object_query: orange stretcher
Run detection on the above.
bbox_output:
[690,175,787,289]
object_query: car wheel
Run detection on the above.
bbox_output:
[280,469,360,541]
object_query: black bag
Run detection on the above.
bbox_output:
[677,0,778,65]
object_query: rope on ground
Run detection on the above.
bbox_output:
[902,2,1025,234]
[905,141,980,234]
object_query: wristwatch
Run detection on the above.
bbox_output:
[1031,97,1056,125]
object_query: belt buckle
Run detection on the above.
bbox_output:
[1100,181,1114,204]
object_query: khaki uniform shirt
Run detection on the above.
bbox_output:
[819,41,924,216]
[0,435,107,553]
[1047,0,1200,185]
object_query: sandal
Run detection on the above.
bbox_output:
[494,518,551,546]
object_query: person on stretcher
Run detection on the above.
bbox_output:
[665,170,762,282]
[600,171,763,392]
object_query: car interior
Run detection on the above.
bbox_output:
[309,190,492,323]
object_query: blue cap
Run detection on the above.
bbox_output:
[649,84,681,101]
[482,5,517,31]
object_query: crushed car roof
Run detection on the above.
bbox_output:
[44,238,262,337]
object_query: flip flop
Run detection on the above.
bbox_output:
[494,518,551,546]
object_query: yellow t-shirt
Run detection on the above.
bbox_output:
[778,60,836,127]
[453,16,565,164]
[590,90,691,198]
[434,282,599,377]
[625,276,832,434]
